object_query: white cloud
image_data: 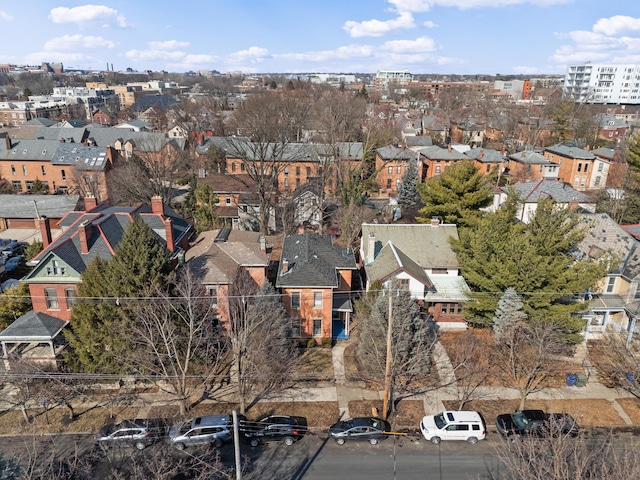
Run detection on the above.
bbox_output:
[343,11,415,37]
[0,11,13,21]
[381,36,437,53]
[228,46,270,64]
[388,0,569,11]
[593,16,640,36]
[423,20,437,28]
[125,49,186,61]
[44,35,115,51]
[49,5,128,28]
[148,40,190,50]
[23,51,94,65]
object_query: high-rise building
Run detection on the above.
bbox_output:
[563,62,640,104]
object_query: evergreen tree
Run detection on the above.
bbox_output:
[0,283,32,331]
[417,160,493,227]
[64,221,172,372]
[396,160,420,209]
[451,197,610,343]
[358,288,435,398]
[493,288,528,342]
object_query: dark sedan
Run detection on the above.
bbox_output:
[496,409,579,440]
[242,415,308,446]
[329,417,390,445]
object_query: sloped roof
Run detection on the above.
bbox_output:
[0,139,62,161]
[362,223,460,269]
[0,194,81,219]
[508,150,554,165]
[544,143,596,160]
[376,145,416,160]
[405,136,433,147]
[51,143,111,171]
[425,276,470,302]
[591,147,616,161]
[365,241,431,285]
[465,147,506,164]
[0,310,66,341]
[512,180,595,204]
[417,145,468,161]
[276,234,356,288]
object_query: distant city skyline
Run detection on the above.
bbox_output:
[0,1,638,76]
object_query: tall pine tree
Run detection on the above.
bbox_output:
[396,160,420,209]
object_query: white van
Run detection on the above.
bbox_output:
[420,411,486,444]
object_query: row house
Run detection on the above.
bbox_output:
[416,145,469,180]
[0,137,116,199]
[450,121,486,148]
[507,150,559,183]
[464,147,507,177]
[23,196,192,322]
[0,100,66,127]
[543,143,599,191]
[185,228,270,329]
[592,147,623,188]
[276,234,357,342]
[374,145,422,199]
[360,222,469,328]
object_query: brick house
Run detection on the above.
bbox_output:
[22,196,192,322]
[276,234,357,342]
[543,143,598,191]
[415,145,469,179]
[507,150,559,183]
[373,145,422,199]
[464,147,507,178]
[360,222,470,329]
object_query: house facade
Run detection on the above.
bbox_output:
[374,145,422,199]
[543,143,599,191]
[510,180,597,223]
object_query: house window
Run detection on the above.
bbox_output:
[594,176,601,186]
[291,292,301,310]
[22,165,27,175]
[397,165,402,174]
[386,178,392,189]
[65,288,77,309]
[207,286,218,306]
[284,166,289,175]
[291,318,301,337]
[284,178,289,188]
[577,163,582,172]
[581,176,586,187]
[45,288,59,309]
[574,177,580,186]
[225,197,231,205]
[313,319,322,337]
[449,303,458,314]
[240,163,245,172]
[296,178,300,188]
[400,279,409,290]
[488,164,492,173]
[606,277,616,293]
[12,181,22,193]
[435,165,441,174]
[61,169,66,180]
[598,163,604,172]
[41,165,46,176]
[296,166,300,176]
[396,178,401,189]
[306,167,311,177]
[313,291,323,308]
[388,166,393,174]
[10,165,15,175]
[584,164,589,173]
[232,163,236,173]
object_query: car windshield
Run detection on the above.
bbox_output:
[512,412,531,430]
[433,413,447,429]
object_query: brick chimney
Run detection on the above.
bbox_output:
[84,195,97,211]
[367,231,376,264]
[282,258,289,273]
[431,217,440,226]
[151,195,164,215]
[39,216,52,248]
[164,217,175,252]
[447,144,452,152]
[78,220,92,254]
[259,235,266,253]
[4,137,10,150]
[478,150,484,159]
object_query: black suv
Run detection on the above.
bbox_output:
[95,418,167,450]
[241,415,308,447]
[496,409,580,440]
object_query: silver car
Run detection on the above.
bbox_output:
[95,418,164,450]
[168,415,233,450]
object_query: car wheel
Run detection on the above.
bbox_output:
[174,442,185,451]
[214,438,224,448]
[467,436,478,445]
[135,442,146,450]
[249,438,260,447]
[336,438,346,445]
[369,438,378,445]
[430,436,441,445]
[283,436,295,446]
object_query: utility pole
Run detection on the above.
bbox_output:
[382,283,393,420]
[232,410,242,480]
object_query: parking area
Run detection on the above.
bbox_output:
[0,228,52,244]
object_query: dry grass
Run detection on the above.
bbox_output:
[347,400,424,429]
[442,398,626,428]
[294,347,334,382]
[615,398,640,425]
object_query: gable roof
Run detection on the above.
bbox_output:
[417,145,468,161]
[361,223,460,269]
[512,180,595,204]
[544,143,596,160]
[276,234,356,288]
[365,241,432,285]
[508,150,554,165]
[465,147,506,164]
[376,145,416,161]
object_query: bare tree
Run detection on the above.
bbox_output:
[225,270,296,414]
[122,267,226,416]
[333,201,377,250]
[492,320,568,410]
[590,327,640,393]
[446,331,493,410]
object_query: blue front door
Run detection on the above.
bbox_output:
[332,319,347,339]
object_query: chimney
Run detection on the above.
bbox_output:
[447,144,452,152]
[84,195,98,211]
[367,231,376,263]
[4,137,10,150]
[431,217,440,226]
[478,150,484,159]
[164,217,175,252]
[39,216,52,248]
[151,195,164,215]
[282,258,289,273]
[259,235,266,253]
[78,220,92,254]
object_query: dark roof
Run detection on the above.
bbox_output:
[0,194,81,219]
[544,143,596,160]
[276,234,356,288]
[376,145,416,160]
[512,180,595,204]
[51,143,111,170]
[465,147,506,164]
[0,310,66,341]
[508,150,554,165]
[405,136,433,147]
[417,145,468,161]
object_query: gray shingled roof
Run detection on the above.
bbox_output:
[0,310,66,341]
[365,241,431,285]
[544,143,596,160]
[508,150,554,165]
[361,223,460,269]
[0,139,61,161]
[417,145,468,161]
[512,180,595,204]
[465,147,506,164]
[376,145,416,160]
[0,194,80,219]
[276,234,356,288]
[51,143,110,171]
[591,147,616,161]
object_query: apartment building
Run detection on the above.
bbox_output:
[563,63,640,104]
[0,100,66,127]
[374,70,412,93]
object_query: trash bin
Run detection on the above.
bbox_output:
[566,373,577,386]
[575,372,587,387]
[627,373,635,382]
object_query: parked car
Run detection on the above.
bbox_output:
[242,415,308,447]
[496,409,580,440]
[95,418,166,450]
[168,415,235,450]
[1,241,27,258]
[4,256,22,272]
[420,411,486,445]
[329,417,390,445]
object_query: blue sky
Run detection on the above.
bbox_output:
[0,1,639,75]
